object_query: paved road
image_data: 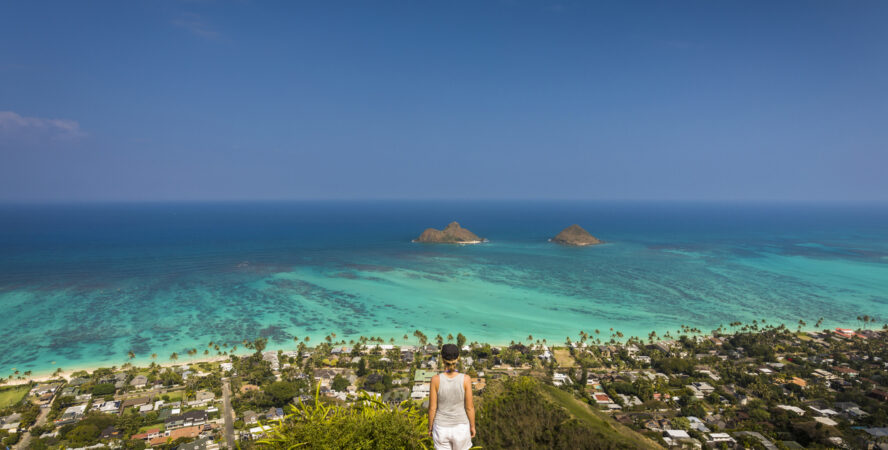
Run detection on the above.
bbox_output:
[222,378,235,449]
[14,405,50,450]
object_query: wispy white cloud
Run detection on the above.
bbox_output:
[0,111,87,140]
[171,13,220,39]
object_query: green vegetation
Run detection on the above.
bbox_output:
[91,383,116,396]
[0,384,30,408]
[475,376,655,449]
[257,388,430,449]
[541,385,661,449]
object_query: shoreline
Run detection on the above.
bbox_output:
[2,354,239,387]
[4,322,876,385]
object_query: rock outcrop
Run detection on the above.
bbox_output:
[551,224,601,246]
[414,222,483,244]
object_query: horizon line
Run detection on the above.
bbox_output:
[1,197,887,206]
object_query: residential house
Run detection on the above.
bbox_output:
[55,404,87,425]
[130,375,148,389]
[148,425,204,447]
[243,410,259,425]
[165,410,208,430]
[266,407,285,421]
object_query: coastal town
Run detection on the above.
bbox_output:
[1,321,886,449]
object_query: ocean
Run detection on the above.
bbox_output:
[1,201,886,375]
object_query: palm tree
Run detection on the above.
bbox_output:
[151,353,157,360]
[447,333,454,342]
[170,352,178,361]
[127,350,136,360]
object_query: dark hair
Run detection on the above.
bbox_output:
[441,344,460,371]
[441,343,460,360]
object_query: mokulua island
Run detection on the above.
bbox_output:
[413,222,485,244]
[551,224,602,246]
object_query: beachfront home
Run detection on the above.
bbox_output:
[262,351,280,371]
[130,375,148,389]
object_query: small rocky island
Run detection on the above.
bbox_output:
[551,224,602,246]
[414,222,484,244]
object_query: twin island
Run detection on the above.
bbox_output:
[413,222,602,246]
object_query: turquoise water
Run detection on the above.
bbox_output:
[1,201,886,376]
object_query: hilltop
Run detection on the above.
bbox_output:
[414,222,483,244]
[552,224,602,246]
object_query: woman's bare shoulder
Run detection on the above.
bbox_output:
[431,374,440,383]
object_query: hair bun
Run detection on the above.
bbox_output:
[441,343,460,360]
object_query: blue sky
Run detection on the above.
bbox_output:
[1,1,886,202]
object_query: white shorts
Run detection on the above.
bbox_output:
[432,423,472,450]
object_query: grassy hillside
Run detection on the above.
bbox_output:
[541,385,662,450]
[475,377,662,449]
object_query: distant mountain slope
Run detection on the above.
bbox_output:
[552,224,602,246]
[414,222,483,243]
[475,376,662,449]
[541,384,663,449]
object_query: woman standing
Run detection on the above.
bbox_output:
[428,343,476,450]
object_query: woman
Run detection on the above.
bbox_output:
[428,343,476,450]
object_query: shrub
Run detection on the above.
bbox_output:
[92,383,116,396]
[256,386,430,449]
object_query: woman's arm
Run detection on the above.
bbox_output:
[464,375,476,438]
[428,375,438,435]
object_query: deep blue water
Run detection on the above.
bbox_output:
[1,201,886,375]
